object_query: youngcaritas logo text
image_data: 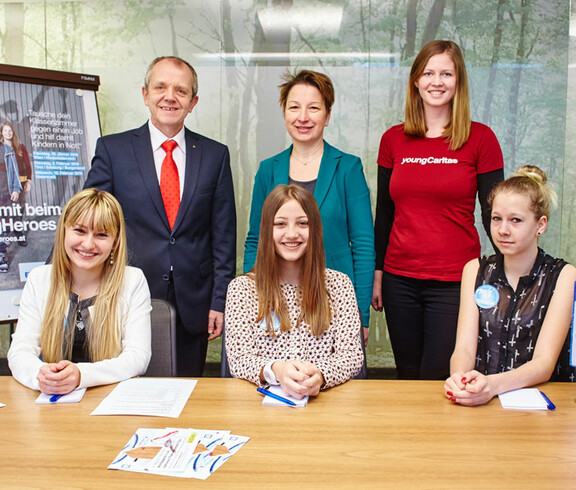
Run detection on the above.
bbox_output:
[401,156,458,165]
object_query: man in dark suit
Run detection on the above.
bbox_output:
[84,56,236,376]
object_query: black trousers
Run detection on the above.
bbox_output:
[167,281,209,377]
[175,317,209,377]
[382,272,460,380]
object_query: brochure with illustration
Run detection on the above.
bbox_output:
[108,427,249,480]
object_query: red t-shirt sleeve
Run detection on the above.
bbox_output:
[377,125,403,169]
[473,123,504,174]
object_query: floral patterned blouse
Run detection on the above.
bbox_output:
[224,269,364,388]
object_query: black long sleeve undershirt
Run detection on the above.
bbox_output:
[477,167,505,248]
[374,166,394,270]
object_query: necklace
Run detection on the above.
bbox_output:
[291,154,314,166]
[290,147,323,166]
[70,280,100,301]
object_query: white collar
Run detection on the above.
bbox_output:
[148,120,186,152]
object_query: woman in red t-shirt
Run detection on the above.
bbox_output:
[372,40,504,380]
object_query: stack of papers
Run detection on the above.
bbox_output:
[108,428,249,479]
[36,388,86,404]
[498,388,554,410]
[261,385,308,407]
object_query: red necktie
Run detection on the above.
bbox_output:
[160,140,180,229]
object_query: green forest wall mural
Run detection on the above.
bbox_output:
[1,0,574,369]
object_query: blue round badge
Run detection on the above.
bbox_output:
[474,285,499,309]
[259,313,281,333]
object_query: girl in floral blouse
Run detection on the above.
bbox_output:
[225,185,364,399]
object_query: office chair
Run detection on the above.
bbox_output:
[144,298,177,377]
[220,323,232,378]
[352,325,368,379]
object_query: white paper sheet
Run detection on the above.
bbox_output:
[498,388,550,410]
[91,378,197,417]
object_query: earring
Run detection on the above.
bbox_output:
[109,251,114,265]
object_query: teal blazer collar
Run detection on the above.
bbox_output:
[271,140,342,209]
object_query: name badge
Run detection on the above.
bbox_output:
[474,284,499,309]
[259,313,281,333]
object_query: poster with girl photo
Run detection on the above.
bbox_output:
[0,67,101,319]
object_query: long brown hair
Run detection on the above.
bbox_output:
[253,185,332,337]
[0,122,24,157]
[404,40,471,150]
[41,188,128,362]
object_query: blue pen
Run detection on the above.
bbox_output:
[257,387,296,406]
[49,394,63,403]
[539,391,556,410]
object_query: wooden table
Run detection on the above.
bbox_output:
[1,377,576,489]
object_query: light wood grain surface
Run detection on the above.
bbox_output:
[1,377,576,489]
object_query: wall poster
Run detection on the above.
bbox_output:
[0,64,100,320]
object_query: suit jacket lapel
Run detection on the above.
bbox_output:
[132,124,169,227]
[314,141,340,209]
[273,146,292,187]
[172,128,201,232]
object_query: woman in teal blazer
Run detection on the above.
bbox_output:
[243,70,374,337]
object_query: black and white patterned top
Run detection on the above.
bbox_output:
[63,293,96,363]
[475,249,574,381]
[224,269,364,388]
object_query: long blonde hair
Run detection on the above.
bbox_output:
[404,40,471,150]
[41,188,128,362]
[253,185,331,337]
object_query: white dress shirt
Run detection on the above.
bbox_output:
[148,120,186,198]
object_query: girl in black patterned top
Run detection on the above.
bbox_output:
[444,166,576,406]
